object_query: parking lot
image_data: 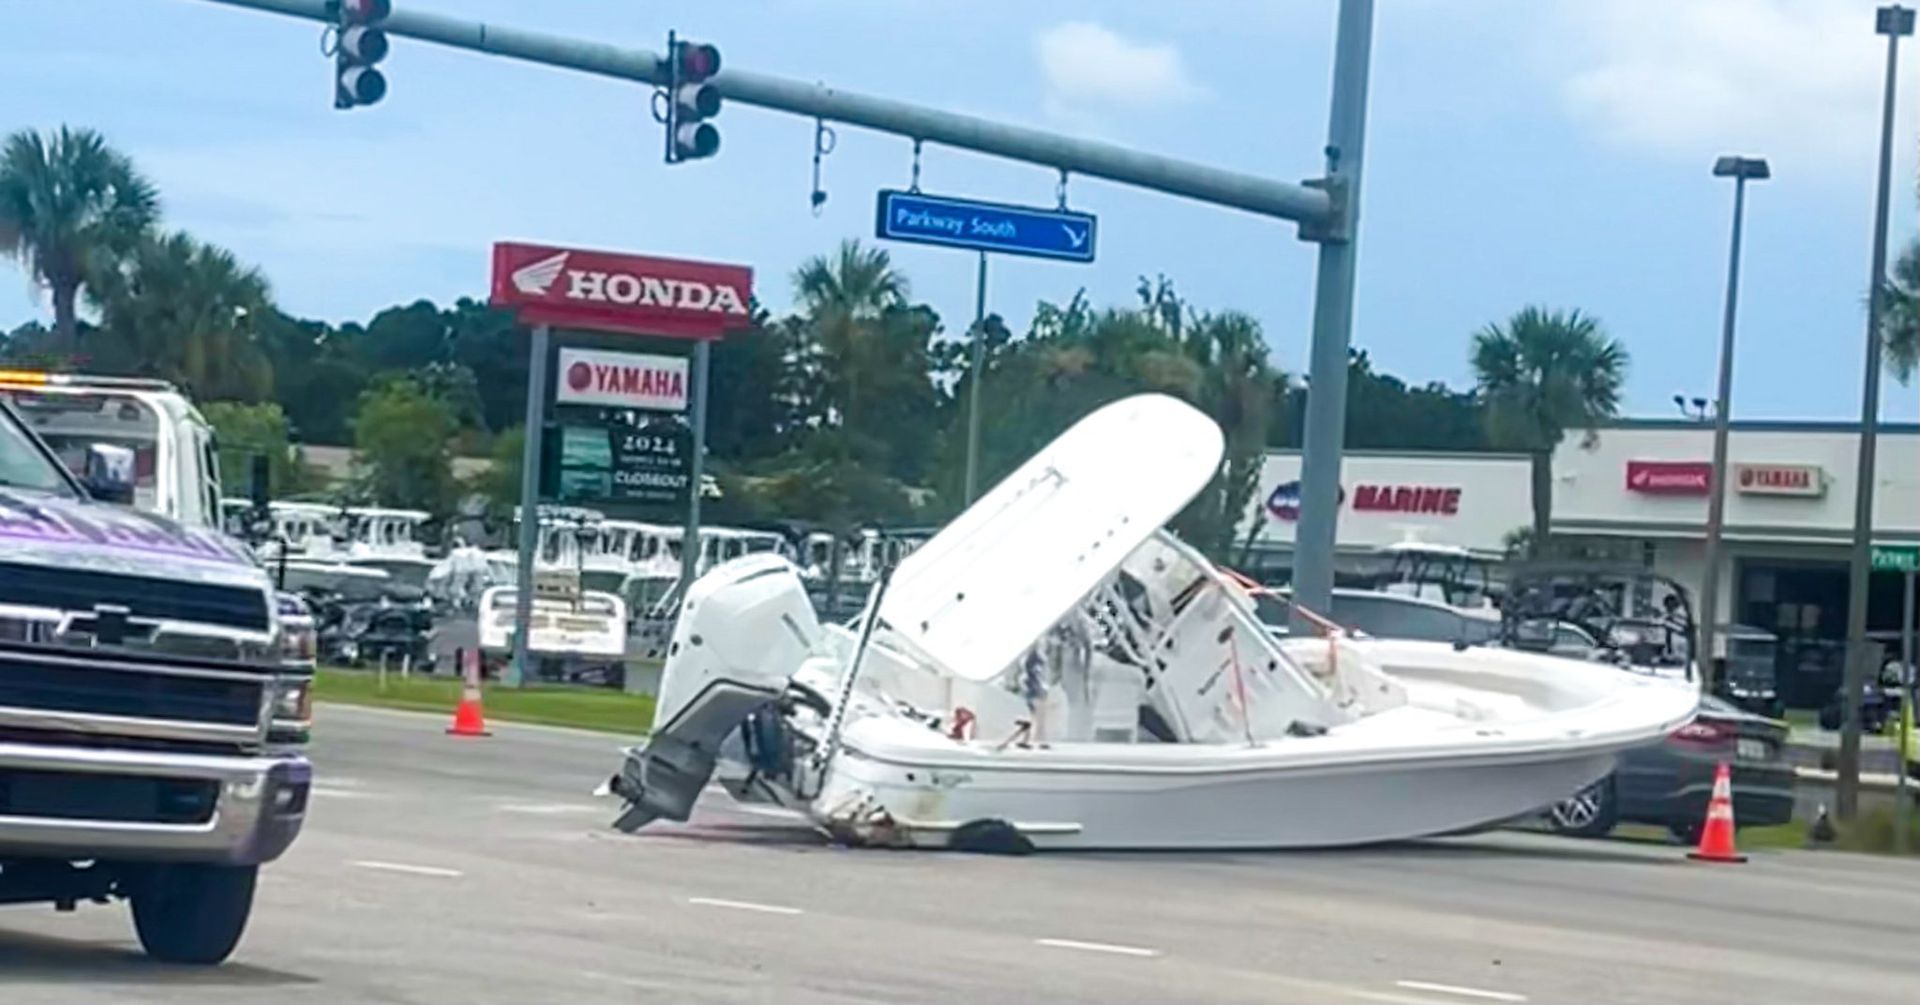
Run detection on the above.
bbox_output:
[1,704,1912,1005]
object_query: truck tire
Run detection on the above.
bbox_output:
[129,863,258,965]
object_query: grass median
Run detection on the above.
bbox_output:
[315,666,655,736]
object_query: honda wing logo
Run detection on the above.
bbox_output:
[511,251,570,296]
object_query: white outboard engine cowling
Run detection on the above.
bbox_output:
[651,554,823,730]
[610,555,821,832]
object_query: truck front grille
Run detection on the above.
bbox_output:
[0,654,263,727]
[0,563,269,633]
[0,767,219,824]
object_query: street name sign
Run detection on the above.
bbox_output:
[874,189,1096,263]
[1872,545,1919,573]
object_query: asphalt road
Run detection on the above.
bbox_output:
[4,704,1915,1004]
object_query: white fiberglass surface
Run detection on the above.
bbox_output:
[879,394,1224,683]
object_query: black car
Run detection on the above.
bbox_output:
[1546,695,1796,842]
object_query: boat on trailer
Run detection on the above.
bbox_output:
[606,394,1699,851]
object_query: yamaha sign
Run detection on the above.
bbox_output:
[555,347,688,412]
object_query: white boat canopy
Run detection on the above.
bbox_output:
[878,393,1223,683]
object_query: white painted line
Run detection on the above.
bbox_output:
[1034,937,1161,958]
[1350,992,1458,1005]
[498,802,602,816]
[311,787,388,800]
[350,860,464,879]
[1393,981,1527,1003]
[686,896,802,916]
[732,804,803,818]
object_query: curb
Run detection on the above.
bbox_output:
[316,699,648,742]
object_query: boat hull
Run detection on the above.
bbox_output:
[812,740,1619,850]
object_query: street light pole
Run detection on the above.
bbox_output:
[1697,156,1768,695]
[1838,3,1913,820]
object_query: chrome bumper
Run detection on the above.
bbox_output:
[0,741,309,866]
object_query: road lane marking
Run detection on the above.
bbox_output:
[1034,937,1161,958]
[732,804,803,818]
[350,860,464,879]
[498,802,602,815]
[686,896,802,916]
[1393,981,1527,1003]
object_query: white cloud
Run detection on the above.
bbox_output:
[1557,0,1916,177]
[1035,21,1203,124]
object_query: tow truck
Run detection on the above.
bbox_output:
[0,372,311,964]
[0,370,224,528]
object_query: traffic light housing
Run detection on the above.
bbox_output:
[331,0,391,109]
[662,34,721,162]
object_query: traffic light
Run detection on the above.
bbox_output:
[331,0,391,109]
[662,33,721,162]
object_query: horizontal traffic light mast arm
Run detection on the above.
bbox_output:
[195,0,1336,227]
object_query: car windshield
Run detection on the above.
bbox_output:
[0,403,80,496]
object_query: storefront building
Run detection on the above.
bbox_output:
[1550,419,1919,706]
[1245,420,1920,707]
[1243,450,1535,575]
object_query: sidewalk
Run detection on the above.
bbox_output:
[1787,725,1904,775]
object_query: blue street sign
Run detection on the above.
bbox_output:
[874,189,1097,263]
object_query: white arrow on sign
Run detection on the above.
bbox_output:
[1061,224,1088,249]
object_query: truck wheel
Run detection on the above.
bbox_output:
[129,863,258,965]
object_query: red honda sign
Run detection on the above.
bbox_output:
[1626,460,1712,495]
[489,241,753,339]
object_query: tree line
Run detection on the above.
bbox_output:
[4,125,1916,559]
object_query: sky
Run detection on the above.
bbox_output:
[2,0,1917,422]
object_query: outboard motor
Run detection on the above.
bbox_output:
[610,554,823,832]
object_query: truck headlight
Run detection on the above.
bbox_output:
[269,677,313,742]
[278,618,318,667]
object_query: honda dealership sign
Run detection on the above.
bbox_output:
[1624,460,1711,496]
[490,241,753,339]
[555,347,688,412]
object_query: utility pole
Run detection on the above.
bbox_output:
[1838,4,1913,820]
[1290,0,1377,620]
[963,252,988,505]
[1697,156,1769,694]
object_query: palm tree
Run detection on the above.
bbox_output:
[1884,238,1918,384]
[0,127,159,345]
[1471,306,1628,556]
[90,232,274,400]
[790,239,908,433]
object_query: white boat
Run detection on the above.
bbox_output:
[604,394,1700,850]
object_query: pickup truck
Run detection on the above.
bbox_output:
[0,396,311,964]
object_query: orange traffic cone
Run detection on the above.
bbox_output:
[1687,761,1745,863]
[447,648,491,737]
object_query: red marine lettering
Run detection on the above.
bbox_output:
[1351,484,1463,515]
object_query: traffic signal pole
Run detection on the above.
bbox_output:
[196,0,1335,224]
[1290,0,1373,625]
[192,0,1372,615]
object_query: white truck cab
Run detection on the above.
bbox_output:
[0,371,223,529]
